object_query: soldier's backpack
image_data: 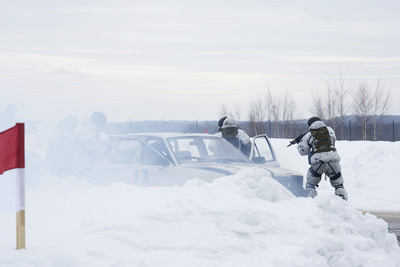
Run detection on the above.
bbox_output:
[310,126,332,153]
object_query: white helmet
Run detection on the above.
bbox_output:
[222,117,237,128]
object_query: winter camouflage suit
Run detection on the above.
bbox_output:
[214,117,251,157]
[297,117,348,200]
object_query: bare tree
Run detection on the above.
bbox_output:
[282,90,298,138]
[247,95,265,136]
[328,64,354,139]
[327,83,337,130]
[264,87,281,138]
[286,93,297,138]
[372,79,384,141]
[219,102,243,122]
[247,101,257,136]
[353,82,373,140]
[378,86,392,140]
[219,102,229,119]
[281,91,289,138]
[309,89,325,120]
[233,103,242,122]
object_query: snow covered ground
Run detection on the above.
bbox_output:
[0,133,400,266]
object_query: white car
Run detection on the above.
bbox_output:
[90,133,306,196]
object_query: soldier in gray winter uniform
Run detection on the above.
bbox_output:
[297,117,348,200]
[214,117,251,157]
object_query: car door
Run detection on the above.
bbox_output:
[96,138,174,186]
[250,135,278,166]
[133,141,177,186]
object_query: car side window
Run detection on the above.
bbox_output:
[110,139,141,164]
[167,138,204,164]
[169,138,201,158]
[253,136,274,162]
[144,137,173,162]
[137,144,170,166]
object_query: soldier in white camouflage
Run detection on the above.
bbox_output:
[211,117,251,157]
[297,117,348,201]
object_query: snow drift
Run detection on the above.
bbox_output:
[0,167,399,267]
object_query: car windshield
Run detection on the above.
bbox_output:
[166,136,252,164]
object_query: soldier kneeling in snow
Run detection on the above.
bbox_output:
[297,117,348,201]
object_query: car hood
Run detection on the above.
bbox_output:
[179,163,302,177]
[261,166,303,178]
[179,162,255,176]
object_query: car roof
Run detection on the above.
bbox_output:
[111,132,219,139]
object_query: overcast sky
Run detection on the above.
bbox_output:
[1,0,399,123]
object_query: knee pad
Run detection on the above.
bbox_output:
[329,172,344,187]
[307,168,322,186]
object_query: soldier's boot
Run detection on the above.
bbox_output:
[306,182,318,198]
[334,185,348,201]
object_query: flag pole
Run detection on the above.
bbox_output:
[16,169,25,249]
[16,123,25,249]
[16,210,25,249]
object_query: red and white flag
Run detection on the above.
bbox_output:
[0,123,25,212]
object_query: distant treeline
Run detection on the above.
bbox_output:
[105,115,400,142]
[216,66,397,142]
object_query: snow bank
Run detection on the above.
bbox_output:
[1,168,399,267]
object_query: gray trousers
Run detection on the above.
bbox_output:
[307,161,344,188]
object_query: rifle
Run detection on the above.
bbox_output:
[287,132,307,147]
